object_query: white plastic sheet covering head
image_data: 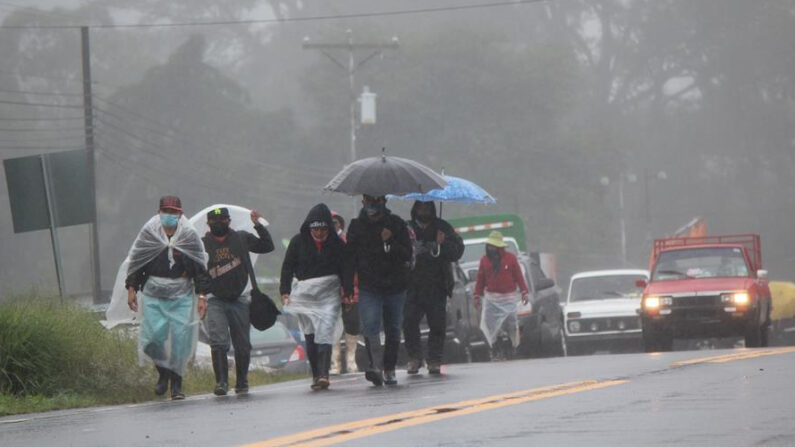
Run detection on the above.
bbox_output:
[479,291,521,348]
[104,204,268,328]
[284,275,343,345]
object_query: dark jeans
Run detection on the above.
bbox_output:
[403,286,447,365]
[206,296,251,356]
[358,288,407,342]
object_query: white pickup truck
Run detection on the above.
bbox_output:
[563,269,649,355]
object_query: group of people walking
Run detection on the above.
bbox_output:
[124,193,528,399]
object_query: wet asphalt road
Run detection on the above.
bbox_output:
[2,347,795,447]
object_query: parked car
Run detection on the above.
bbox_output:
[197,318,309,375]
[563,269,649,355]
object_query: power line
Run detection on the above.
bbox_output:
[0,0,548,30]
[0,86,83,97]
[0,125,86,132]
[0,144,84,150]
[92,98,337,178]
[0,98,82,109]
[0,116,85,122]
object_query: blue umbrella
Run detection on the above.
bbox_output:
[388,175,496,205]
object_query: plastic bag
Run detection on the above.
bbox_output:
[284,275,343,344]
[479,291,520,347]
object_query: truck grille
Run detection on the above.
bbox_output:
[671,295,722,308]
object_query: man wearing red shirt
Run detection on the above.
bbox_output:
[473,231,530,358]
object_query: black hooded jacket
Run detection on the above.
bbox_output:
[408,201,465,296]
[343,206,412,296]
[280,204,345,295]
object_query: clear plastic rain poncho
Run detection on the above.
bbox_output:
[104,205,268,327]
[284,275,343,345]
[479,291,521,348]
[104,214,207,375]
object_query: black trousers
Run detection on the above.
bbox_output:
[402,285,447,365]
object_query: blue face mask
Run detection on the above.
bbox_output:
[160,213,180,229]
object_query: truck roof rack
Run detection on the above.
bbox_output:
[652,234,762,271]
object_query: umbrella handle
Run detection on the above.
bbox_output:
[383,242,391,253]
[431,243,441,258]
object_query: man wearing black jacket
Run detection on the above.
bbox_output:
[343,195,412,386]
[403,201,464,375]
[202,207,274,396]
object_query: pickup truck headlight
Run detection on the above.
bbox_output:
[643,296,661,310]
[569,321,581,333]
[721,292,749,306]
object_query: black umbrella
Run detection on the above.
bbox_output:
[324,151,447,197]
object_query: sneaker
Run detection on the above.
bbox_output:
[317,377,330,390]
[428,363,442,375]
[407,359,422,375]
[365,370,384,387]
[214,383,228,396]
[383,370,398,386]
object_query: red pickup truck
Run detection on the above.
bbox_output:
[638,234,772,351]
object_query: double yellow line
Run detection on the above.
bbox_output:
[244,347,795,447]
[242,380,627,447]
[671,346,795,367]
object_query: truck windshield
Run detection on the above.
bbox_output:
[569,275,646,302]
[652,247,749,281]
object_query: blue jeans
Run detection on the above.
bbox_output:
[358,288,407,342]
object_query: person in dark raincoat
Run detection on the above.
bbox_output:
[343,195,412,386]
[280,204,345,390]
[403,201,464,374]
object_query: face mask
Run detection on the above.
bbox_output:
[160,213,179,229]
[209,221,230,237]
[416,214,432,224]
[365,202,384,217]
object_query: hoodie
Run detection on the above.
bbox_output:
[343,206,412,295]
[408,201,465,296]
[280,203,345,295]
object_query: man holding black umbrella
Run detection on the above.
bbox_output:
[343,195,412,386]
[403,201,464,375]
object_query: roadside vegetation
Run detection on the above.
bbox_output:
[0,292,300,416]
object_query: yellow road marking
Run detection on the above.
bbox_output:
[671,346,795,367]
[242,379,627,447]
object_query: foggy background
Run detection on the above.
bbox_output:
[0,0,793,299]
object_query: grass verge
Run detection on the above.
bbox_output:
[0,293,304,416]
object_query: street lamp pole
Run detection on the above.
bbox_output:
[619,174,627,266]
[303,30,398,216]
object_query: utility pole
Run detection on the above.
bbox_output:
[303,29,398,216]
[81,26,102,304]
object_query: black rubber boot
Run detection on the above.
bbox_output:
[316,344,331,390]
[384,338,400,385]
[306,334,320,391]
[363,336,384,387]
[211,349,228,396]
[234,351,250,394]
[154,366,170,396]
[170,371,185,400]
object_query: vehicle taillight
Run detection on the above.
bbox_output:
[289,345,306,362]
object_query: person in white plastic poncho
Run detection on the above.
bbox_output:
[125,196,211,400]
[280,204,345,391]
[473,231,530,360]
